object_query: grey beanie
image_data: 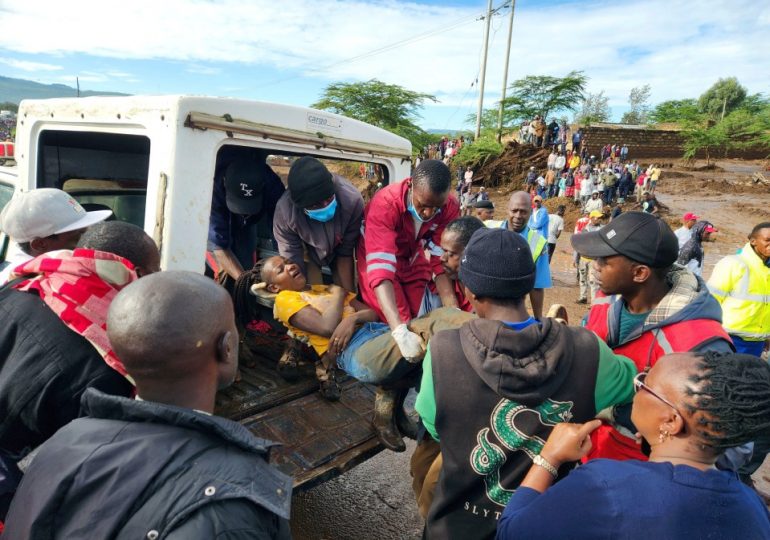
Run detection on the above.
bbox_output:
[459,228,536,299]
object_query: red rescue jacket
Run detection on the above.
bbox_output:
[584,293,732,462]
[356,179,460,323]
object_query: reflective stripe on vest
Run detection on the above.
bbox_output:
[708,255,770,303]
[709,254,770,339]
[485,220,546,262]
[526,229,547,261]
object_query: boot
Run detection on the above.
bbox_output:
[394,389,419,440]
[372,387,406,452]
[316,357,341,402]
[277,339,301,382]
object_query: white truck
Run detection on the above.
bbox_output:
[4,95,413,488]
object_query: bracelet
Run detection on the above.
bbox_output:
[532,454,558,478]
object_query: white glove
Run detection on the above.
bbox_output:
[392,324,426,363]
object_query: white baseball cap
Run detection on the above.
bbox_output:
[0,188,112,243]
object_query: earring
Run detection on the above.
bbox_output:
[658,429,670,443]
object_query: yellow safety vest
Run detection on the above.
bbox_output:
[483,220,546,261]
[707,243,770,341]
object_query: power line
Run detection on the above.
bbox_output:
[252,1,511,90]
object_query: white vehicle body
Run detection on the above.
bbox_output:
[14,95,412,272]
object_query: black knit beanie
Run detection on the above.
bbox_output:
[459,228,536,299]
[288,156,335,207]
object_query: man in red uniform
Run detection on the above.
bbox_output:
[571,211,733,462]
[357,159,460,360]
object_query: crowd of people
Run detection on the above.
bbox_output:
[0,154,768,539]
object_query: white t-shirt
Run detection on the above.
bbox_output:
[547,214,564,244]
[584,198,603,213]
[674,226,692,249]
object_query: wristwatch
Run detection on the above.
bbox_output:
[533,454,558,478]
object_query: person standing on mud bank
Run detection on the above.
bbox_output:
[474,199,495,221]
[572,128,582,153]
[674,212,699,249]
[531,115,546,147]
[485,191,551,320]
[677,221,717,277]
[273,157,364,293]
[573,210,603,304]
[546,205,565,262]
[570,211,734,463]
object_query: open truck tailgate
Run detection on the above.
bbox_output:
[215,340,383,491]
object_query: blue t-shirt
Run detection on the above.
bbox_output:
[502,318,538,331]
[497,459,770,540]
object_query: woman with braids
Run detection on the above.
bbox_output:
[497,351,770,540]
[252,255,473,452]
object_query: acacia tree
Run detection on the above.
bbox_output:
[698,77,747,119]
[312,79,436,151]
[649,99,702,124]
[621,84,652,124]
[575,91,611,124]
[500,71,588,124]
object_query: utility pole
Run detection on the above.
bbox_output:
[720,95,727,121]
[497,0,515,142]
[474,0,493,141]
[76,77,80,98]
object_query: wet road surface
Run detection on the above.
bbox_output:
[291,439,423,540]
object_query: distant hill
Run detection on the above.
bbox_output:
[0,75,128,104]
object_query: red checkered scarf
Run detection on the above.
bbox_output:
[10,248,138,384]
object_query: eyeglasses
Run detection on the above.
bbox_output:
[633,371,684,419]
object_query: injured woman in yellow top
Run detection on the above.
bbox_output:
[254,255,474,452]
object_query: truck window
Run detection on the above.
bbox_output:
[0,179,12,263]
[36,131,150,228]
[0,179,12,210]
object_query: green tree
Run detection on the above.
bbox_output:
[649,99,702,124]
[500,71,588,125]
[698,77,747,119]
[312,79,436,152]
[620,84,652,124]
[575,91,610,124]
[0,102,18,113]
[682,122,728,166]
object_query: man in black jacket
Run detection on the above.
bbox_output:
[415,228,637,540]
[4,271,292,539]
[0,221,159,520]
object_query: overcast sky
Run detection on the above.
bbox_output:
[0,0,768,130]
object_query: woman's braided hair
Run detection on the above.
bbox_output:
[682,351,770,450]
[231,259,269,329]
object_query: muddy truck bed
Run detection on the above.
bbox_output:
[214,329,383,491]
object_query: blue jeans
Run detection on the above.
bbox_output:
[336,322,392,383]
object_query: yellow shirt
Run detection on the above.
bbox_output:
[273,285,356,356]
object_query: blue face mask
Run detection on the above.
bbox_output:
[304,196,337,222]
[408,191,440,223]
